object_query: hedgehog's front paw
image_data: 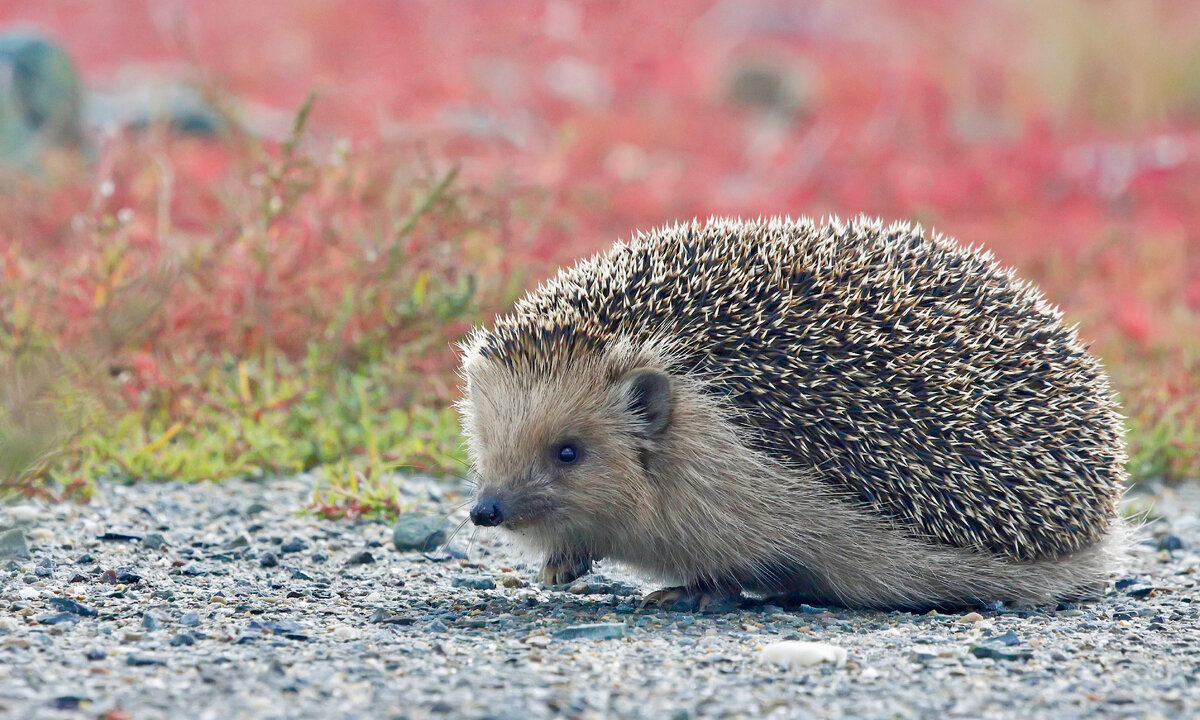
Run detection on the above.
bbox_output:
[539,553,592,586]
[641,585,741,613]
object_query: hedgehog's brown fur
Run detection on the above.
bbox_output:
[458,216,1127,609]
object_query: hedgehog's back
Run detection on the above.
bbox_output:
[479,217,1127,560]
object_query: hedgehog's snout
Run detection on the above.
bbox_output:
[469,496,505,527]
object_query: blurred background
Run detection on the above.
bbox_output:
[1,0,1197,511]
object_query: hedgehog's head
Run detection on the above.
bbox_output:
[457,335,672,555]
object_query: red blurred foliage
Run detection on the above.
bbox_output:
[1,1,1197,436]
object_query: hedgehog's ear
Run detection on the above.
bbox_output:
[619,368,672,438]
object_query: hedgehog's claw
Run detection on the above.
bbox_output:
[641,586,741,613]
[539,553,592,586]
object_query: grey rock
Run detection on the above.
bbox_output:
[180,562,210,576]
[36,612,79,625]
[986,630,1020,646]
[423,619,449,634]
[97,531,143,542]
[259,551,279,568]
[0,32,84,170]
[451,575,495,590]
[115,569,142,584]
[48,696,89,711]
[46,597,97,617]
[280,538,307,553]
[178,611,201,627]
[1157,534,1185,551]
[970,645,1033,662]
[552,623,628,640]
[392,514,447,552]
[0,527,30,560]
[141,533,166,549]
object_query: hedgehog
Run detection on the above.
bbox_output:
[457,216,1127,610]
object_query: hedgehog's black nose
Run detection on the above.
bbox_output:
[470,498,504,527]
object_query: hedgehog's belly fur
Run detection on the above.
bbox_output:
[600,474,1124,610]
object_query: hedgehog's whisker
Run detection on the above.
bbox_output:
[428,449,470,472]
[438,514,474,553]
[465,526,481,562]
[444,498,474,513]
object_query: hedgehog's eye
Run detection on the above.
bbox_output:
[556,443,580,465]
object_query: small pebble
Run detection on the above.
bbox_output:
[36,612,78,626]
[3,505,40,524]
[1157,535,1185,552]
[552,623,628,640]
[280,538,308,554]
[969,645,1033,662]
[760,641,847,669]
[423,619,449,634]
[47,597,98,617]
[986,630,1019,646]
[346,550,375,565]
[451,575,495,590]
[180,562,210,576]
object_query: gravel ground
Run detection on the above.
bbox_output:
[1,475,1198,720]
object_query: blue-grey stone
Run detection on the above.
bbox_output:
[346,550,375,565]
[280,538,307,554]
[552,623,628,640]
[986,630,1020,647]
[46,597,97,617]
[0,32,84,169]
[451,575,495,590]
[1157,535,1185,551]
[180,562,210,576]
[970,645,1032,661]
[392,514,447,552]
[179,611,201,627]
[0,527,30,560]
[36,612,78,625]
[423,619,449,633]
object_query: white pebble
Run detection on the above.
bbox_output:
[28,528,54,541]
[4,505,40,523]
[760,641,847,669]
